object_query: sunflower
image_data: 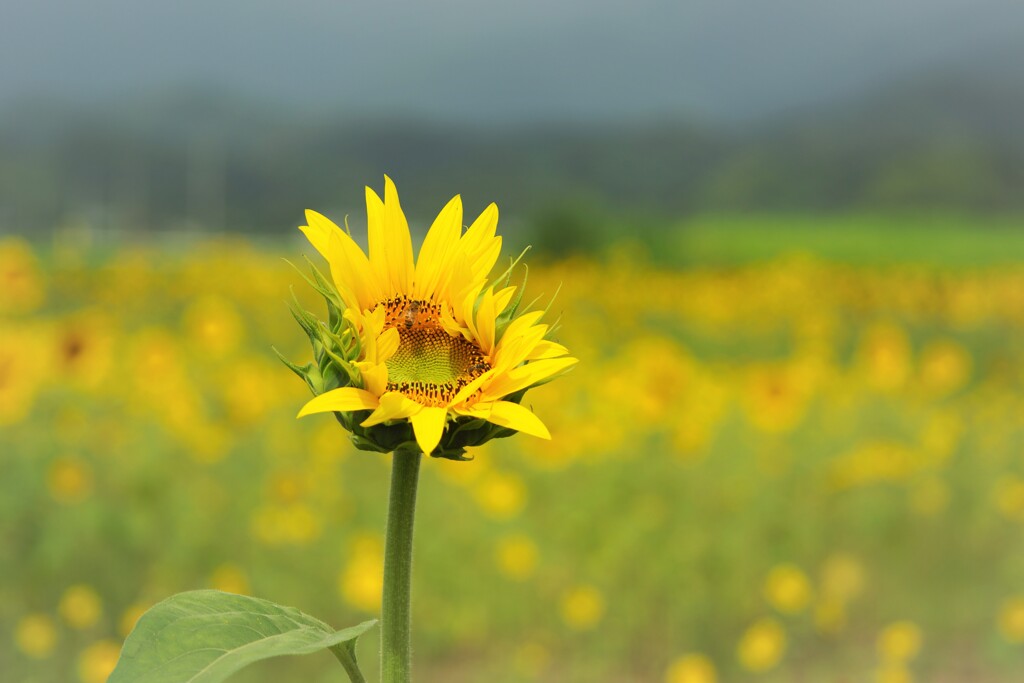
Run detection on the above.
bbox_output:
[284,177,575,459]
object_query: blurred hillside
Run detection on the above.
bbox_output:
[2,69,1023,243]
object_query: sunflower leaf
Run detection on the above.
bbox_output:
[108,590,376,683]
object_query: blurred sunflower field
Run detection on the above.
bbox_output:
[2,221,1024,683]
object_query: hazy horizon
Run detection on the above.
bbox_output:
[5,0,1024,124]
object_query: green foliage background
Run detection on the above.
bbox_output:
[2,218,1023,682]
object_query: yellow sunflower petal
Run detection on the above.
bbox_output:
[493,286,516,315]
[355,307,386,360]
[305,209,382,305]
[526,340,570,361]
[299,213,334,259]
[483,356,579,400]
[383,176,415,295]
[415,195,462,300]
[497,310,545,349]
[440,303,467,338]
[365,186,390,294]
[475,287,498,352]
[461,286,482,342]
[464,202,497,239]
[297,387,379,418]
[494,323,549,372]
[494,321,553,371]
[410,406,448,454]
[354,361,388,396]
[377,327,400,363]
[299,220,359,310]
[473,235,502,281]
[448,368,497,407]
[446,249,484,322]
[462,204,499,270]
[459,401,551,440]
[361,391,422,427]
[303,210,380,309]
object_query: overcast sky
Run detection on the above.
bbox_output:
[3,0,1023,122]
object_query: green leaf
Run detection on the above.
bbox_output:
[109,590,376,683]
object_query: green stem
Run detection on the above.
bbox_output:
[380,448,422,683]
[329,642,368,683]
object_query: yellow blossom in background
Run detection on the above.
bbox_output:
[46,455,94,504]
[857,322,912,392]
[763,563,813,614]
[473,470,526,519]
[813,596,847,635]
[0,324,49,426]
[53,311,114,390]
[127,327,187,402]
[672,418,714,462]
[182,294,244,358]
[829,441,930,491]
[251,502,323,545]
[58,585,102,630]
[118,602,149,638]
[495,533,539,581]
[918,338,971,396]
[340,534,385,613]
[742,363,811,434]
[998,596,1024,643]
[308,420,351,465]
[0,237,45,314]
[737,618,786,672]
[268,470,306,503]
[877,621,923,663]
[874,663,913,683]
[560,585,605,631]
[220,356,278,424]
[665,653,717,683]
[180,421,233,465]
[3,230,1024,679]
[623,336,696,424]
[14,613,57,659]
[993,476,1024,522]
[209,563,251,595]
[671,371,729,462]
[77,639,120,683]
[820,553,866,603]
[919,410,963,459]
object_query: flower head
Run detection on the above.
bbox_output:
[282,177,575,459]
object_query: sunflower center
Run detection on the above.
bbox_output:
[379,297,490,407]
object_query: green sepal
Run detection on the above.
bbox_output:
[488,247,530,294]
[494,264,529,343]
[287,294,322,347]
[286,257,344,313]
[319,360,347,395]
[272,346,313,381]
[302,256,344,310]
[273,347,325,395]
